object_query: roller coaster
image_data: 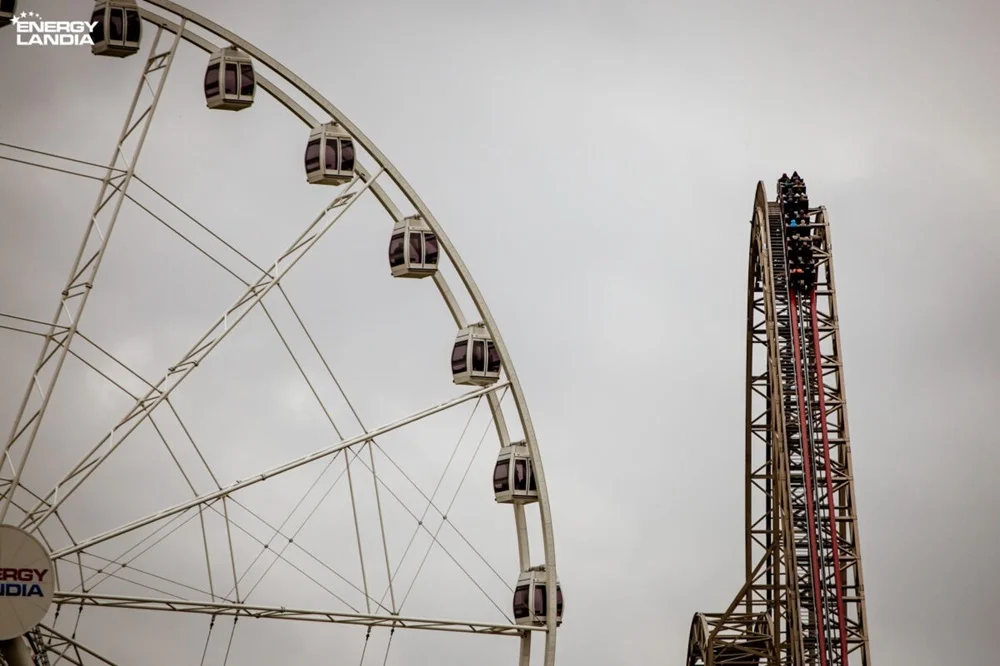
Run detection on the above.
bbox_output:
[686,175,871,666]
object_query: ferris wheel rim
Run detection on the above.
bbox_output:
[0,1,560,663]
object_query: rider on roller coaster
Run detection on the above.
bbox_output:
[779,172,815,292]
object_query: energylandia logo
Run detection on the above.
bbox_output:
[11,10,97,46]
[0,525,56,641]
[0,568,48,598]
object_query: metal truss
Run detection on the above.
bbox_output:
[792,206,870,663]
[686,612,775,666]
[686,182,871,666]
[0,22,184,524]
[49,382,507,560]
[2,2,559,665]
[28,625,117,666]
[18,172,380,533]
[54,592,542,636]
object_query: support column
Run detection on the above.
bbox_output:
[0,636,34,666]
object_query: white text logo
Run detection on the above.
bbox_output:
[11,11,96,47]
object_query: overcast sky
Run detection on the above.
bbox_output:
[1,0,998,664]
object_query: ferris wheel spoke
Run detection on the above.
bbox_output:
[68,505,210,595]
[393,406,509,617]
[0,479,68,553]
[216,402,513,622]
[270,283,401,612]
[0,142,128,180]
[49,385,408,616]
[49,390,511,621]
[269,285,515,618]
[1,319,225,527]
[48,383,505,562]
[17,171,384,534]
[0,313,235,575]
[128,174,265,285]
[32,623,119,666]
[208,387,475,615]
[0,142,266,288]
[69,491,366,609]
[116,168,283,288]
[76,330,225,492]
[42,280,505,617]
[51,593,536,637]
[358,444,515,622]
[375,402,485,611]
[250,300,369,589]
[0,147,255,287]
[144,416,224,602]
[0,152,111,183]
[0,313,72,340]
[220,444,399,615]
[68,445,370,620]
[75,552,215,602]
[222,502,361,611]
[215,454,354,604]
[371,435,514,592]
[62,281,414,611]
[0,24,186,526]
[105,181,252,286]
[248,298,388,613]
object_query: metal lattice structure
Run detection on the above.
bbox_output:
[0,2,561,664]
[686,177,871,666]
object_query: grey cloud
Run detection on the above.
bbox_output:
[0,0,997,664]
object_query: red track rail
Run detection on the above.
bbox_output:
[788,289,829,666]
[809,289,850,662]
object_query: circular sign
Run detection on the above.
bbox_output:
[0,524,55,640]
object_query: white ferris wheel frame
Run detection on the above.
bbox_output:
[0,1,560,664]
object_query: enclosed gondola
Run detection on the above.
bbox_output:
[90,0,142,57]
[0,0,16,29]
[389,214,439,278]
[304,122,355,185]
[204,47,255,111]
[512,567,563,627]
[451,323,501,386]
[493,443,538,504]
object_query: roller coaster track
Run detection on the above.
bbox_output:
[685,178,872,666]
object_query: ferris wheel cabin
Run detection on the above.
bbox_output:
[493,443,538,504]
[389,214,439,278]
[451,324,501,386]
[305,123,355,185]
[512,567,563,627]
[90,0,142,58]
[0,0,16,28]
[204,47,256,111]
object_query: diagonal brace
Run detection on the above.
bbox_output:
[51,381,507,560]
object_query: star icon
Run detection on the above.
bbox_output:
[19,11,27,18]
[9,15,17,23]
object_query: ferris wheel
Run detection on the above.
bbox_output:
[0,1,562,664]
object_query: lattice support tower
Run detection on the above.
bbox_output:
[686,177,872,666]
